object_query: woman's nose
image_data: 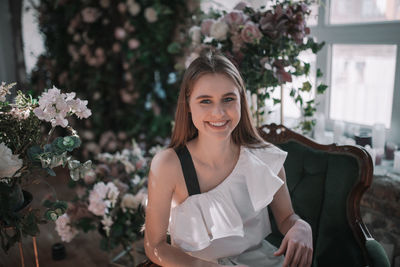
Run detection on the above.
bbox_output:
[211,104,225,116]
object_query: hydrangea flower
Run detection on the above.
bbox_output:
[88,182,119,216]
[33,86,91,128]
[55,214,78,242]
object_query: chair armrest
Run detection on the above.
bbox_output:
[136,259,160,267]
[357,220,390,267]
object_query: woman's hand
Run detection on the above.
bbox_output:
[274,219,313,267]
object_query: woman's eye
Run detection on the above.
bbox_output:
[223,97,235,103]
[200,99,211,104]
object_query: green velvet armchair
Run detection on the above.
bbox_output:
[259,124,390,267]
[137,124,390,267]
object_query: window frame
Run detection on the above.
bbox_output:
[310,0,400,143]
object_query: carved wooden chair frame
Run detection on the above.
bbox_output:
[258,123,375,264]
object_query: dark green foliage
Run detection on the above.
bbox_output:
[30,0,194,147]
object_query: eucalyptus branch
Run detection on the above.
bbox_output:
[46,127,56,144]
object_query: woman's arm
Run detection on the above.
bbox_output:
[144,149,221,267]
[269,167,313,267]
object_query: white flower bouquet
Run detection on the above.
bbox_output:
[0,82,92,252]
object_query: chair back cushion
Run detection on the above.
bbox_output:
[265,140,367,267]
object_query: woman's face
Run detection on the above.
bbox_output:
[188,73,241,141]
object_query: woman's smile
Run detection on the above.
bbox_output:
[206,120,230,129]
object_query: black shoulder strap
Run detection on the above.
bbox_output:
[174,146,201,196]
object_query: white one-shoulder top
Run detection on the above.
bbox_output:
[167,145,287,266]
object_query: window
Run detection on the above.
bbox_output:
[330,44,396,128]
[330,0,400,24]
[310,0,400,143]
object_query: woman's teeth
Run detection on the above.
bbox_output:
[208,121,228,127]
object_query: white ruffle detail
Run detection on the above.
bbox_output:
[170,191,244,251]
[169,146,286,252]
[241,149,284,212]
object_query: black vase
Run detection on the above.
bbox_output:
[0,182,25,212]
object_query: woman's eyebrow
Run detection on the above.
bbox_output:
[195,92,237,99]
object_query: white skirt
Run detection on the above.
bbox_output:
[217,240,284,267]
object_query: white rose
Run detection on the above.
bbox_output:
[144,7,158,23]
[127,0,141,16]
[121,191,147,212]
[0,143,22,179]
[189,26,202,45]
[210,20,229,41]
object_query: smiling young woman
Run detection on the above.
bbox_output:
[144,51,313,267]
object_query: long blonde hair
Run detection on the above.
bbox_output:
[169,51,267,149]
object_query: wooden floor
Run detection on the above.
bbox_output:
[0,168,146,267]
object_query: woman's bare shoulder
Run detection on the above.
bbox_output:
[149,148,181,183]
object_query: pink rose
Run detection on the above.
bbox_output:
[120,89,134,104]
[200,19,214,36]
[230,33,244,53]
[124,72,133,82]
[100,0,110,8]
[114,27,126,40]
[112,43,121,53]
[144,7,158,23]
[118,3,127,14]
[81,8,101,23]
[124,21,135,32]
[234,2,249,11]
[240,21,262,43]
[95,47,104,57]
[79,44,89,56]
[86,57,98,67]
[224,10,247,27]
[128,38,140,49]
[117,131,127,140]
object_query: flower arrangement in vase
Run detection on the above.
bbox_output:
[187,0,327,133]
[0,82,91,252]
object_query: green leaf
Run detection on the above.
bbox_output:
[27,145,43,163]
[317,68,323,78]
[46,168,56,176]
[301,81,312,92]
[317,84,328,94]
[304,63,310,75]
[53,201,68,212]
[272,98,281,105]
[42,199,53,208]
[167,42,181,54]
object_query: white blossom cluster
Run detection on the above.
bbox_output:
[0,82,16,102]
[33,86,91,128]
[55,214,78,242]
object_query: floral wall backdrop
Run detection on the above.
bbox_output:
[30,0,195,154]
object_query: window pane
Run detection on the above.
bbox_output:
[330,0,400,24]
[330,44,396,128]
[307,3,319,26]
